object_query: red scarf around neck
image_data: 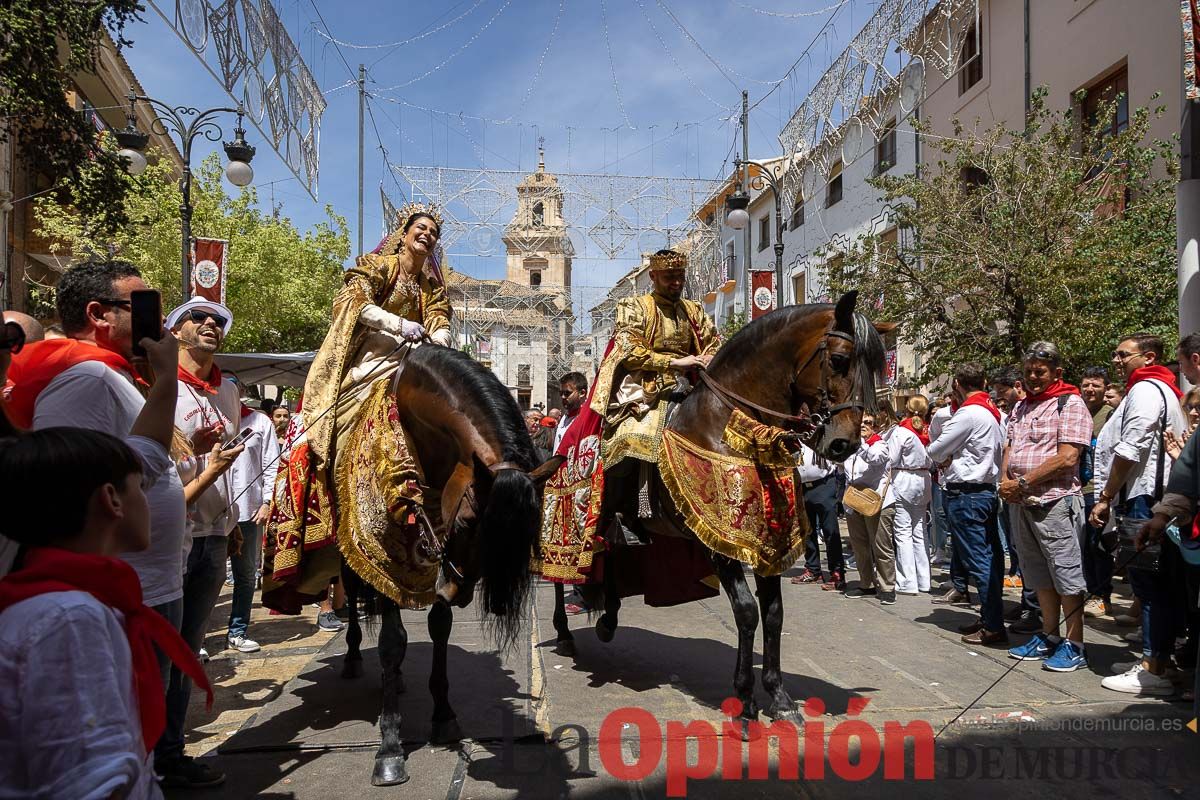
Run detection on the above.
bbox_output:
[5,339,146,429]
[865,433,882,446]
[899,416,930,446]
[1024,380,1080,404]
[0,548,212,752]
[1127,365,1183,399]
[178,363,222,395]
[957,390,1002,423]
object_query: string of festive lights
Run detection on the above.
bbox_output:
[631,0,737,114]
[655,0,780,88]
[599,0,636,129]
[374,0,514,92]
[499,0,567,123]
[309,0,486,49]
[729,0,849,20]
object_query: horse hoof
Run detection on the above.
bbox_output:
[554,638,576,657]
[341,659,363,679]
[595,616,616,644]
[430,717,464,745]
[371,754,409,786]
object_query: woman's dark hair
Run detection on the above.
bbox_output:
[402,213,441,237]
[0,427,142,545]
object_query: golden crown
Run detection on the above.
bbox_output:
[397,201,443,230]
[648,249,688,272]
[379,201,444,255]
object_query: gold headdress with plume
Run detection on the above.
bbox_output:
[648,249,688,272]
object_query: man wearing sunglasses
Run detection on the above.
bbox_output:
[157,297,242,784]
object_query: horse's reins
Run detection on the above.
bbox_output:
[698,327,864,443]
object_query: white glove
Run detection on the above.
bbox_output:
[359,304,425,341]
[399,319,426,341]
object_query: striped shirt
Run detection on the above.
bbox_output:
[1005,393,1092,505]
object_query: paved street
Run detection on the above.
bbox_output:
[174,552,1198,800]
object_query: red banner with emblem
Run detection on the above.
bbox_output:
[1186,0,1199,100]
[190,238,228,303]
[750,271,776,320]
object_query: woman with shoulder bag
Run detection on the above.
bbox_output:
[842,412,894,599]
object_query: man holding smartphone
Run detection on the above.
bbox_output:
[159,296,241,784]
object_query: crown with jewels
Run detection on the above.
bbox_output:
[396,200,443,230]
[379,201,444,255]
[648,249,688,272]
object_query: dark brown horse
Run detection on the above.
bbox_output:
[338,344,560,786]
[551,291,885,732]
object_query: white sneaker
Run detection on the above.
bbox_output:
[1100,665,1175,696]
[227,635,261,653]
[199,647,210,663]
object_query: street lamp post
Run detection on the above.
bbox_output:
[725,157,786,310]
[114,88,255,301]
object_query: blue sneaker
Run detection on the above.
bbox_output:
[1042,639,1087,672]
[1008,632,1054,661]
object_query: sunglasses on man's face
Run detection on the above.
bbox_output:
[0,321,26,354]
[186,309,228,328]
[1111,349,1140,362]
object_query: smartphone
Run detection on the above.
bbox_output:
[225,427,256,449]
[130,289,163,357]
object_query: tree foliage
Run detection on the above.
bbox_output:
[825,89,1178,382]
[1,0,144,235]
[34,145,350,353]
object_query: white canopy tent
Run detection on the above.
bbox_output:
[214,351,315,388]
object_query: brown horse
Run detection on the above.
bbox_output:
[551,291,885,732]
[337,344,560,786]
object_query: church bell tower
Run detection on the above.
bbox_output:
[502,143,573,291]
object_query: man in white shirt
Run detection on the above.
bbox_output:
[158,297,241,780]
[927,364,1006,646]
[1091,332,1187,695]
[226,401,281,653]
[554,372,587,453]
[790,443,847,590]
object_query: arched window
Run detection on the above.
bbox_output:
[532,201,545,227]
[530,271,542,288]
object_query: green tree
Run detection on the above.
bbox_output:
[1,0,143,234]
[825,89,1178,381]
[34,146,350,353]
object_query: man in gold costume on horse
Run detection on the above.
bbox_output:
[263,203,453,613]
[592,248,720,527]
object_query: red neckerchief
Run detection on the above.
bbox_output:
[5,339,147,429]
[1024,380,1081,403]
[899,416,930,446]
[1127,365,1183,400]
[240,404,254,419]
[957,391,1001,423]
[177,363,222,396]
[865,434,882,446]
[0,547,212,752]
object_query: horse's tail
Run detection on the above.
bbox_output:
[478,468,540,651]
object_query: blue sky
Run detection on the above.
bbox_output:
[121,0,865,286]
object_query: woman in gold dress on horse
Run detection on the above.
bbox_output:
[264,203,453,611]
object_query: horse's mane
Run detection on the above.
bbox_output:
[408,344,538,469]
[405,345,540,650]
[710,304,887,412]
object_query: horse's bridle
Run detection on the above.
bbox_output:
[413,459,526,583]
[699,326,864,445]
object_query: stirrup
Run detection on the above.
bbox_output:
[609,512,650,547]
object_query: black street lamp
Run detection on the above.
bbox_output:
[725,158,786,309]
[114,88,255,301]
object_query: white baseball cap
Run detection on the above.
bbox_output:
[166,296,234,336]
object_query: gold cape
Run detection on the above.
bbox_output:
[303,252,451,470]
